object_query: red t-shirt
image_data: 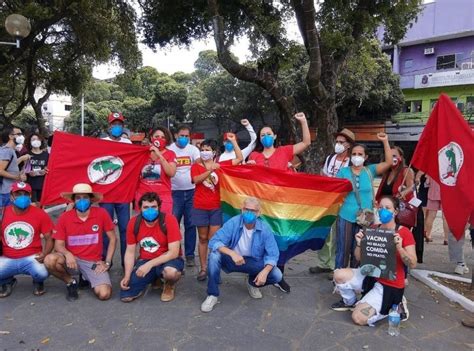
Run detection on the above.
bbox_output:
[377,226,416,289]
[248,145,294,170]
[191,160,232,210]
[138,150,177,195]
[53,207,115,262]
[126,214,182,260]
[1,206,54,259]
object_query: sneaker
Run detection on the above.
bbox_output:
[309,266,332,274]
[201,295,219,313]
[33,282,46,296]
[274,278,291,293]
[78,274,91,290]
[186,256,195,267]
[66,279,79,301]
[454,263,469,275]
[400,296,409,322]
[161,282,176,302]
[247,281,263,299]
[331,300,355,311]
[0,278,17,298]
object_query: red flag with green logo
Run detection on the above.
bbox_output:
[411,94,474,239]
[41,132,149,205]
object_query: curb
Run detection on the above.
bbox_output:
[410,269,474,312]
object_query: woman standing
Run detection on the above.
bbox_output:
[247,112,311,293]
[191,134,243,281]
[424,176,449,244]
[335,133,392,270]
[135,127,177,214]
[26,133,49,205]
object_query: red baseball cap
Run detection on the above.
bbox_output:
[11,181,32,194]
[108,112,125,124]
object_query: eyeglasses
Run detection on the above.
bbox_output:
[243,207,258,213]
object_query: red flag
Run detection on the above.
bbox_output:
[411,94,474,239]
[42,132,149,205]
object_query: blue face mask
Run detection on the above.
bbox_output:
[224,141,234,152]
[110,125,123,138]
[13,195,31,210]
[378,208,394,224]
[177,136,189,148]
[75,198,91,213]
[261,135,274,148]
[242,211,257,225]
[142,208,159,222]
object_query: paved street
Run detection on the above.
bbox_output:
[1,216,473,351]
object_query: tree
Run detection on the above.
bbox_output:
[140,0,421,171]
[0,0,141,136]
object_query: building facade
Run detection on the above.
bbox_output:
[34,87,72,132]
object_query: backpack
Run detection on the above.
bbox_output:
[133,212,167,238]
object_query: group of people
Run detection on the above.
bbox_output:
[1,111,472,328]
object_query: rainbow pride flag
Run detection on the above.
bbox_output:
[219,165,352,264]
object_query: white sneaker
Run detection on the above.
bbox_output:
[454,263,469,275]
[201,295,219,313]
[247,281,263,299]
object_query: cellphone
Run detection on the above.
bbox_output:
[91,263,97,270]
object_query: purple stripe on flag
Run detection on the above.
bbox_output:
[68,233,99,246]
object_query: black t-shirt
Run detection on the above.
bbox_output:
[27,150,49,190]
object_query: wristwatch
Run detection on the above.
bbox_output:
[105,261,111,268]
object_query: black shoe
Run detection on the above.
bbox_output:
[0,278,17,298]
[78,274,91,290]
[66,279,79,301]
[33,282,45,296]
[309,266,332,274]
[331,300,355,311]
[274,278,291,293]
[186,256,195,267]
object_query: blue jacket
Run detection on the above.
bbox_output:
[209,215,279,266]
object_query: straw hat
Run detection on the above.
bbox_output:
[334,128,355,144]
[61,183,103,202]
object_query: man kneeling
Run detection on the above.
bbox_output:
[44,184,116,301]
[201,197,282,313]
[120,192,183,302]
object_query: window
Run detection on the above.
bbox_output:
[413,100,423,112]
[466,96,474,112]
[65,104,72,111]
[402,101,412,113]
[430,99,438,111]
[436,54,457,70]
[404,59,413,69]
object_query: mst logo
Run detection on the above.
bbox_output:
[438,142,464,186]
[4,221,34,249]
[87,156,124,185]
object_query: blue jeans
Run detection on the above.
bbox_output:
[0,193,11,220]
[335,217,360,269]
[207,251,283,297]
[120,258,184,299]
[0,254,49,285]
[100,202,130,266]
[172,189,196,258]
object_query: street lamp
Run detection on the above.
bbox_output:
[1,14,31,48]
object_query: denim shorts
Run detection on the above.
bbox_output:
[191,208,223,227]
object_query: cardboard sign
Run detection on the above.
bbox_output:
[360,228,397,280]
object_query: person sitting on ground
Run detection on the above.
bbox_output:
[201,197,282,313]
[331,195,417,326]
[120,192,184,303]
[44,183,116,301]
[0,182,54,297]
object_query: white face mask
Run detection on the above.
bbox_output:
[200,150,214,161]
[351,155,365,167]
[31,140,42,148]
[334,143,345,154]
[15,135,25,145]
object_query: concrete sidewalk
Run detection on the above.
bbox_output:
[0,217,473,351]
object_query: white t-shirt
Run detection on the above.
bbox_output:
[102,136,132,144]
[322,154,350,178]
[218,124,257,162]
[234,226,254,257]
[167,142,201,191]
